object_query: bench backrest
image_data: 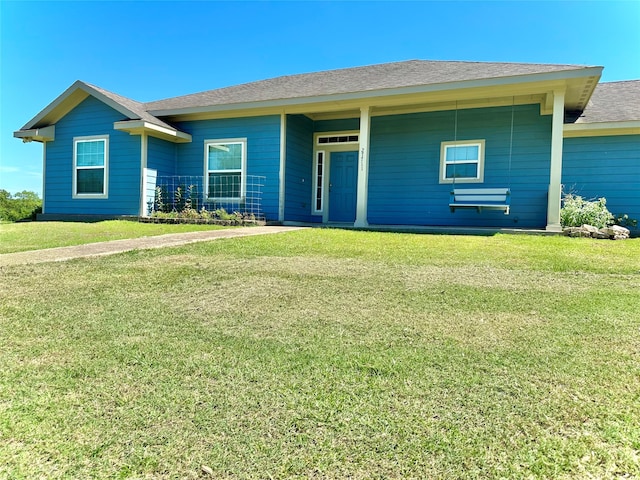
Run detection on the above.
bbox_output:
[450,188,510,204]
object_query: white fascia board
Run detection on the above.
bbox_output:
[564,121,640,138]
[154,84,559,123]
[113,120,192,143]
[21,81,90,129]
[22,80,141,130]
[13,125,55,142]
[147,67,604,118]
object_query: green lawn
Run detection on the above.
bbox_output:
[0,220,226,254]
[1,229,638,479]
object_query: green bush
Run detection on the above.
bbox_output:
[560,194,614,229]
[150,207,258,225]
[613,213,638,229]
[0,190,42,222]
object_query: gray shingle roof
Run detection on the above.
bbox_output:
[81,81,176,130]
[145,60,594,112]
[574,80,640,124]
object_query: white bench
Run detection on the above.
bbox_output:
[449,188,511,215]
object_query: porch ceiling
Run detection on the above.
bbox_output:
[296,75,598,119]
[307,94,547,121]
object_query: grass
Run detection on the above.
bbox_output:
[0,220,226,254]
[1,229,639,479]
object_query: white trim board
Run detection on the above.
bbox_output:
[563,121,640,138]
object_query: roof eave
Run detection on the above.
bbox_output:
[113,120,192,143]
[21,80,141,130]
[13,125,55,143]
[148,67,604,118]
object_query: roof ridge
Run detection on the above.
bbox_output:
[80,80,178,130]
[422,59,592,67]
[80,80,142,104]
[145,59,598,111]
[597,79,640,85]
[143,58,590,107]
[144,60,422,106]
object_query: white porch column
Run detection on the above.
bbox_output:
[546,90,565,232]
[355,106,371,227]
[139,132,148,217]
[42,141,47,214]
[278,113,286,222]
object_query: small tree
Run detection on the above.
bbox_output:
[0,189,42,221]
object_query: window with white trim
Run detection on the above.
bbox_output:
[313,151,325,212]
[440,140,485,184]
[205,139,246,200]
[316,134,359,145]
[73,136,108,197]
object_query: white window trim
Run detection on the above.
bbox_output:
[204,138,247,201]
[439,139,485,184]
[313,150,326,214]
[73,135,109,199]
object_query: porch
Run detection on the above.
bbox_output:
[279,221,558,237]
[281,90,569,232]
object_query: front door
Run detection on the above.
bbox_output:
[328,151,358,222]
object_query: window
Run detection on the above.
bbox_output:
[317,134,359,145]
[73,136,108,197]
[314,151,325,212]
[205,139,246,200]
[440,140,485,184]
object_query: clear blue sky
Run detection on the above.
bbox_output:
[1,0,639,195]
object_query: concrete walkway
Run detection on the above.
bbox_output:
[0,226,305,267]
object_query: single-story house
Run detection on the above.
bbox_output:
[14,60,640,231]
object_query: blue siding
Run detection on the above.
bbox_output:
[368,104,552,228]
[174,116,281,221]
[284,115,320,222]
[282,117,359,222]
[147,136,176,177]
[44,96,141,215]
[314,118,359,133]
[563,135,640,228]
[45,98,638,231]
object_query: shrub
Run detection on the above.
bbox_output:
[613,214,638,229]
[150,206,259,224]
[148,185,261,225]
[153,186,168,213]
[560,194,614,229]
[180,207,200,219]
[214,208,236,221]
